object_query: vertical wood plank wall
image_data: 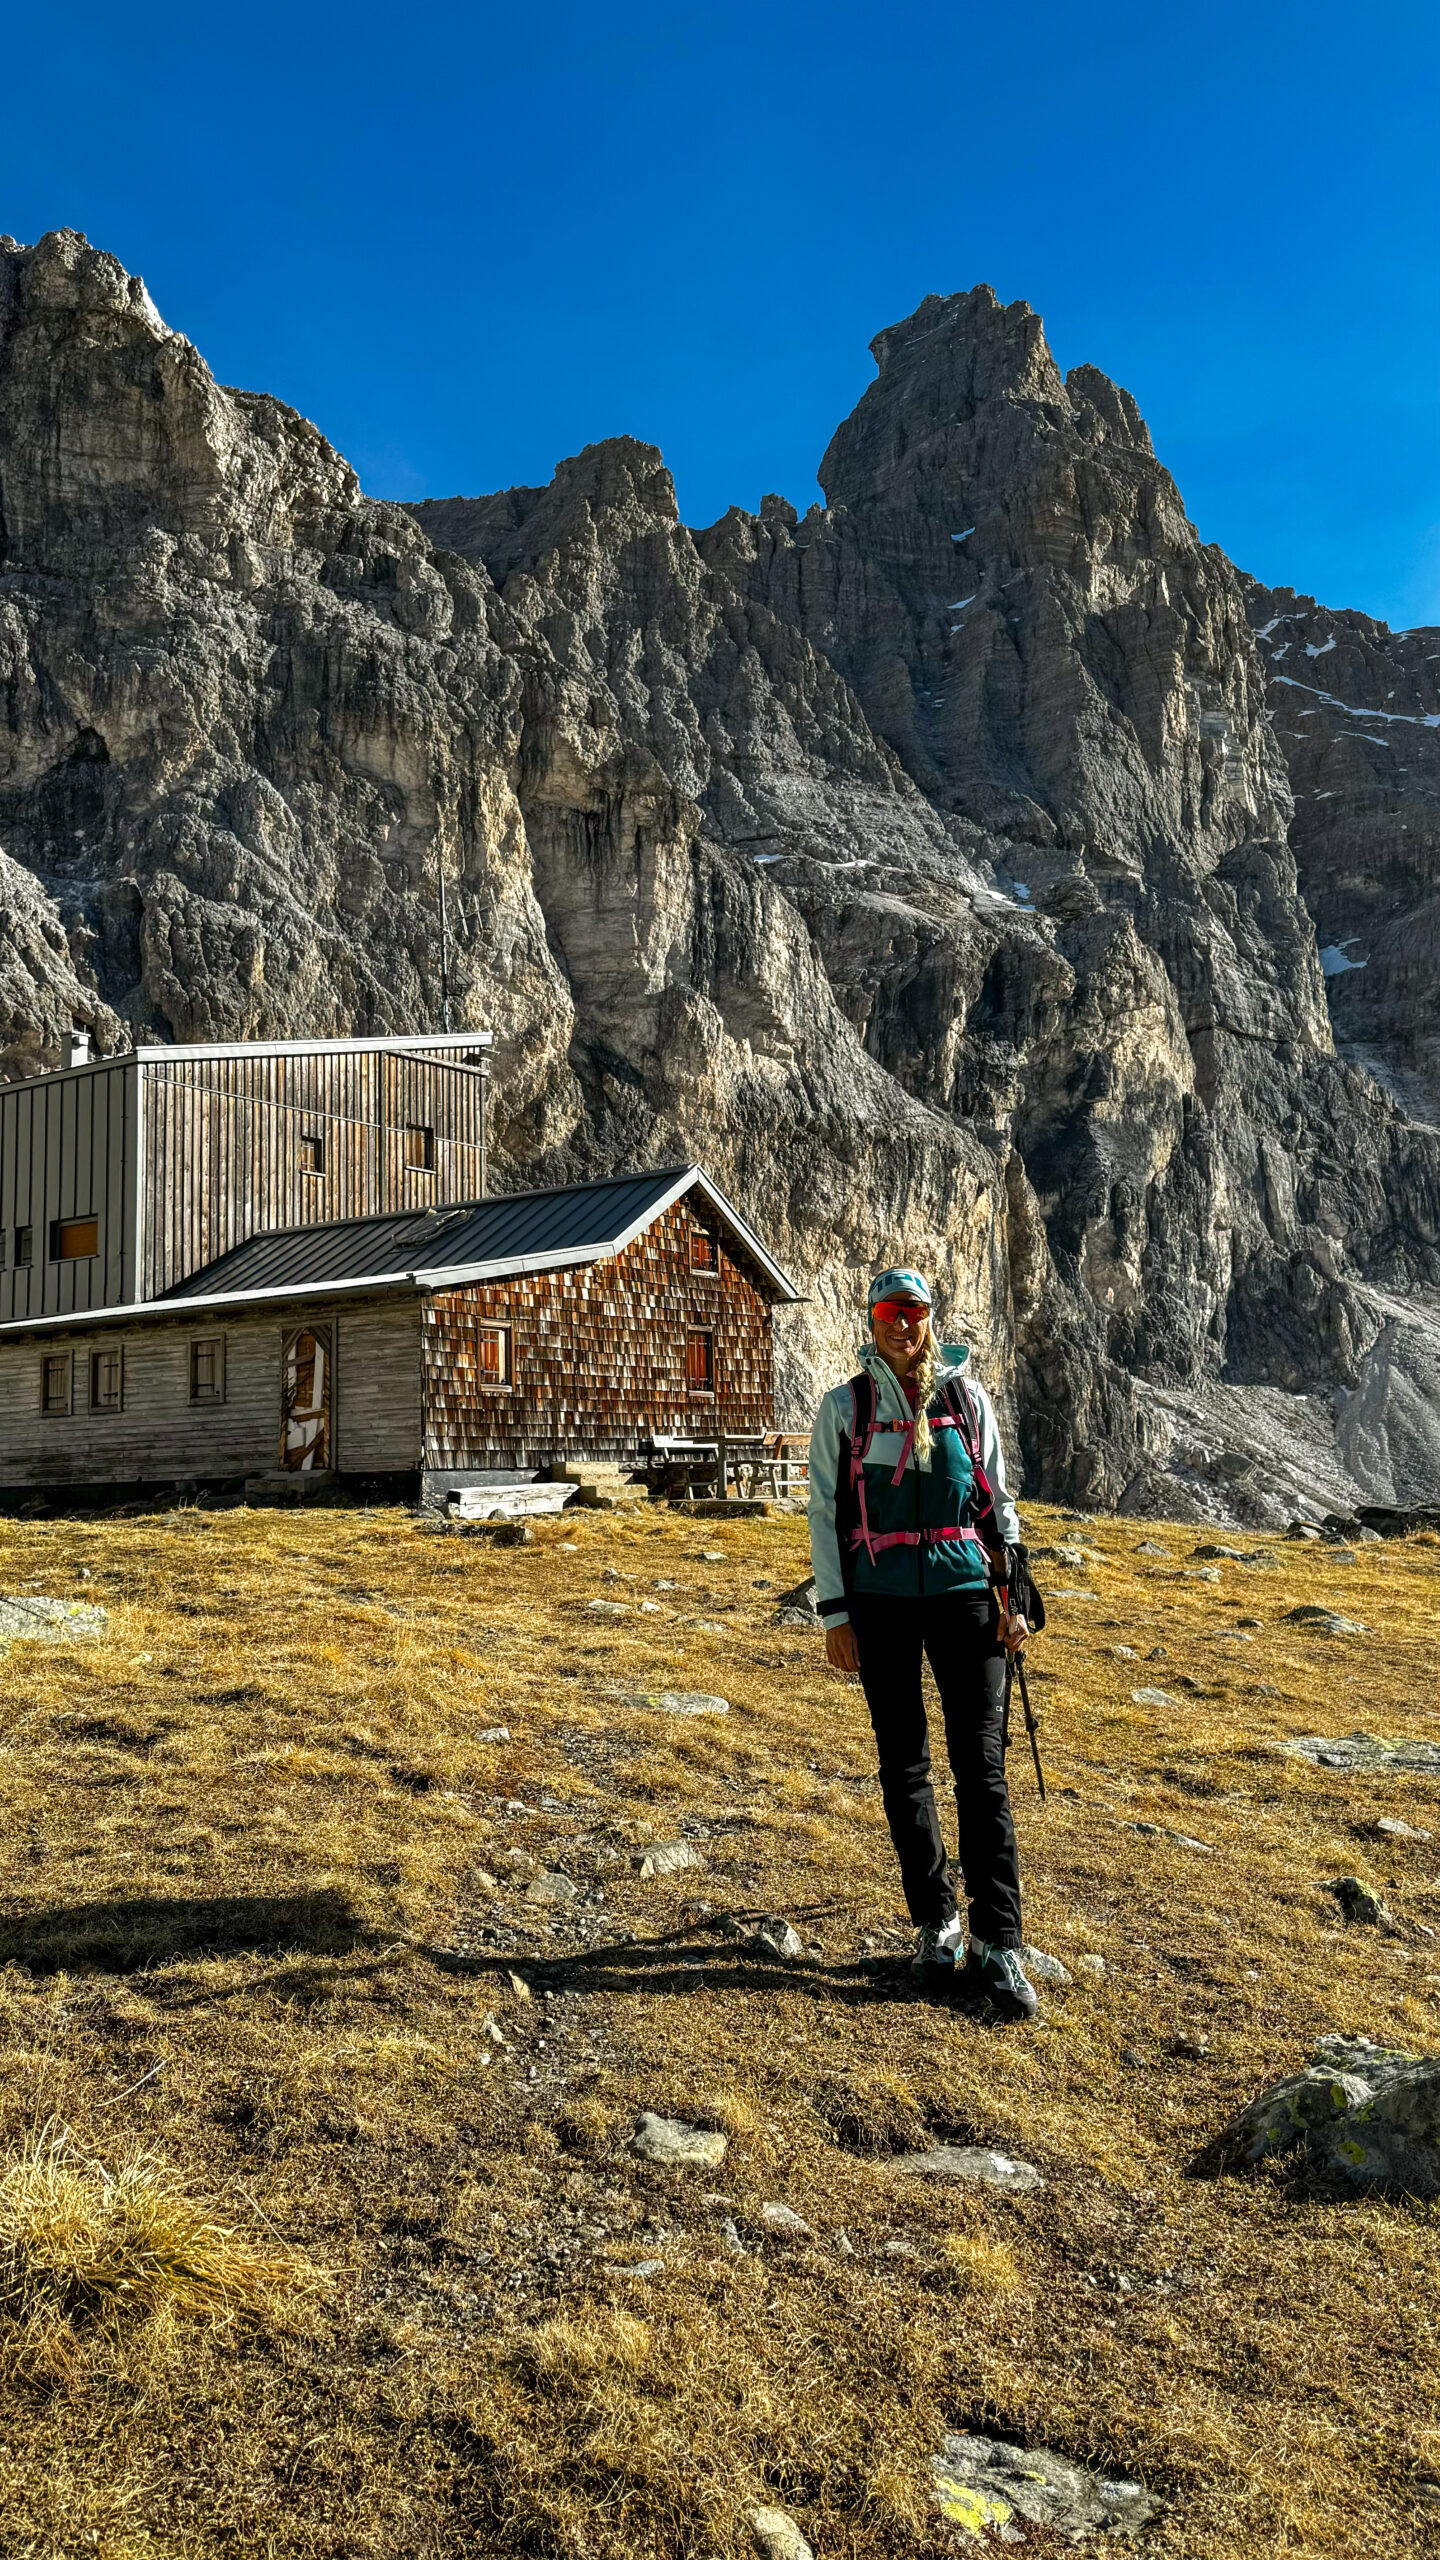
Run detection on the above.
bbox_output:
[421,1198,775,1467]
[140,1052,486,1297]
[0,1062,137,1328]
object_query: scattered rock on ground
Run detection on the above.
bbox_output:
[1282,1732,1440,1774]
[1194,1543,1245,1560]
[894,2146,1043,2193]
[932,2432,1161,2543]
[1201,2033,1440,2194]
[1130,1821,1214,1853]
[1283,1607,1368,1635]
[477,1725,510,1742]
[1019,1944,1071,1984]
[1106,1644,1138,1659]
[0,1597,109,1646]
[1134,1541,1168,1555]
[587,1599,629,1616]
[1076,1954,1107,1976]
[748,1915,804,1961]
[760,2200,813,2237]
[1325,1875,1401,1931]
[776,1576,818,1620]
[620,1689,730,1717]
[629,2112,727,2168]
[526,1870,578,1905]
[632,1839,703,1877]
[1131,1688,1175,1708]
[1373,1816,1432,1841]
[747,2505,814,2560]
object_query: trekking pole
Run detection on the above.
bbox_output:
[1013,1648,1047,1801]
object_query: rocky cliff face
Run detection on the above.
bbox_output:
[3,234,1439,1517]
[1241,577,1440,1120]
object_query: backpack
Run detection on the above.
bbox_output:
[835,1367,1047,1626]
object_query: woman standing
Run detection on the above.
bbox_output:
[807,1268,1037,2019]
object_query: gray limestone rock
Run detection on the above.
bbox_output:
[619,1689,730,1717]
[1204,2033,1440,2196]
[1019,1944,1072,1984]
[0,1596,109,1646]
[629,2112,727,2168]
[759,2200,813,2238]
[1282,1731,1440,1773]
[632,1839,703,1877]
[894,2145,1043,2193]
[932,2431,1161,2541]
[747,2504,815,2560]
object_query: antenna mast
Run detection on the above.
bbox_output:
[435,843,453,1034]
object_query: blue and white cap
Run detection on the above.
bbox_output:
[867,1266,932,1313]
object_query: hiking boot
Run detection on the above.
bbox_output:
[958,1939,1038,2019]
[911,1912,965,1976]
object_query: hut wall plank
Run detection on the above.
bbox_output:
[0,1292,424,1485]
[334,1302,423,1470]
[139,1053,486,1296]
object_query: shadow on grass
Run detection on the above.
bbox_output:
[422,1913,972,2014]
[0,1887,367,1975]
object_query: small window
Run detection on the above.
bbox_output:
[690,1227,718,1273]
[15,1227,33,1268]
[90,1346,123,1413]
[686,1328,715,1395]
[52,1217,99,1261]
[41,1352,72,1415]
[404,1123,435,1170]
[298,1129,325,1177]
[477,1321,511,1385]
[189,1337,226,1404]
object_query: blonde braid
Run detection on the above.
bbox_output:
[909,1328,939,1465]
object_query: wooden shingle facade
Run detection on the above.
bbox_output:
[0,1036,798,1500]
[421,1196,774,1470]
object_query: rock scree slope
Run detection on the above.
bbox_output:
[2,235,1439,1516]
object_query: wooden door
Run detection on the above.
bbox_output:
[280,1324,332,1471]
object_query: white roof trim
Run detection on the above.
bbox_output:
[6,1030,494,1091]
[134,1031,493,1062]
[3,1274,422,1332]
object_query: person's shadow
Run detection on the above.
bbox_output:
[0,1892,969,2017]
[0,1888,366,1977]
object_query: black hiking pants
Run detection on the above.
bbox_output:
[848,1592,1023,1948]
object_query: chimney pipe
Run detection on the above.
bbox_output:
[65,1028,92,1069]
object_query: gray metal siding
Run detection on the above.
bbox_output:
[0,1060,137,1327]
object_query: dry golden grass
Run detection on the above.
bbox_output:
[0,1494,1435,2555]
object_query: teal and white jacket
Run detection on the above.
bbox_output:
[807,1341,1021,1628]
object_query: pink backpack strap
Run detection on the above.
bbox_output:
[846,1372,882,1564]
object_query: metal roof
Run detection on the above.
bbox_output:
[160,1164,801,1308]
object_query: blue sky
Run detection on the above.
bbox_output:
[7,0,1438,626]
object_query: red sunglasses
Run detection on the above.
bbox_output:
[871,1298,928,1326]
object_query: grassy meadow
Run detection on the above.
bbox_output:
[0,1496,1436,2557]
